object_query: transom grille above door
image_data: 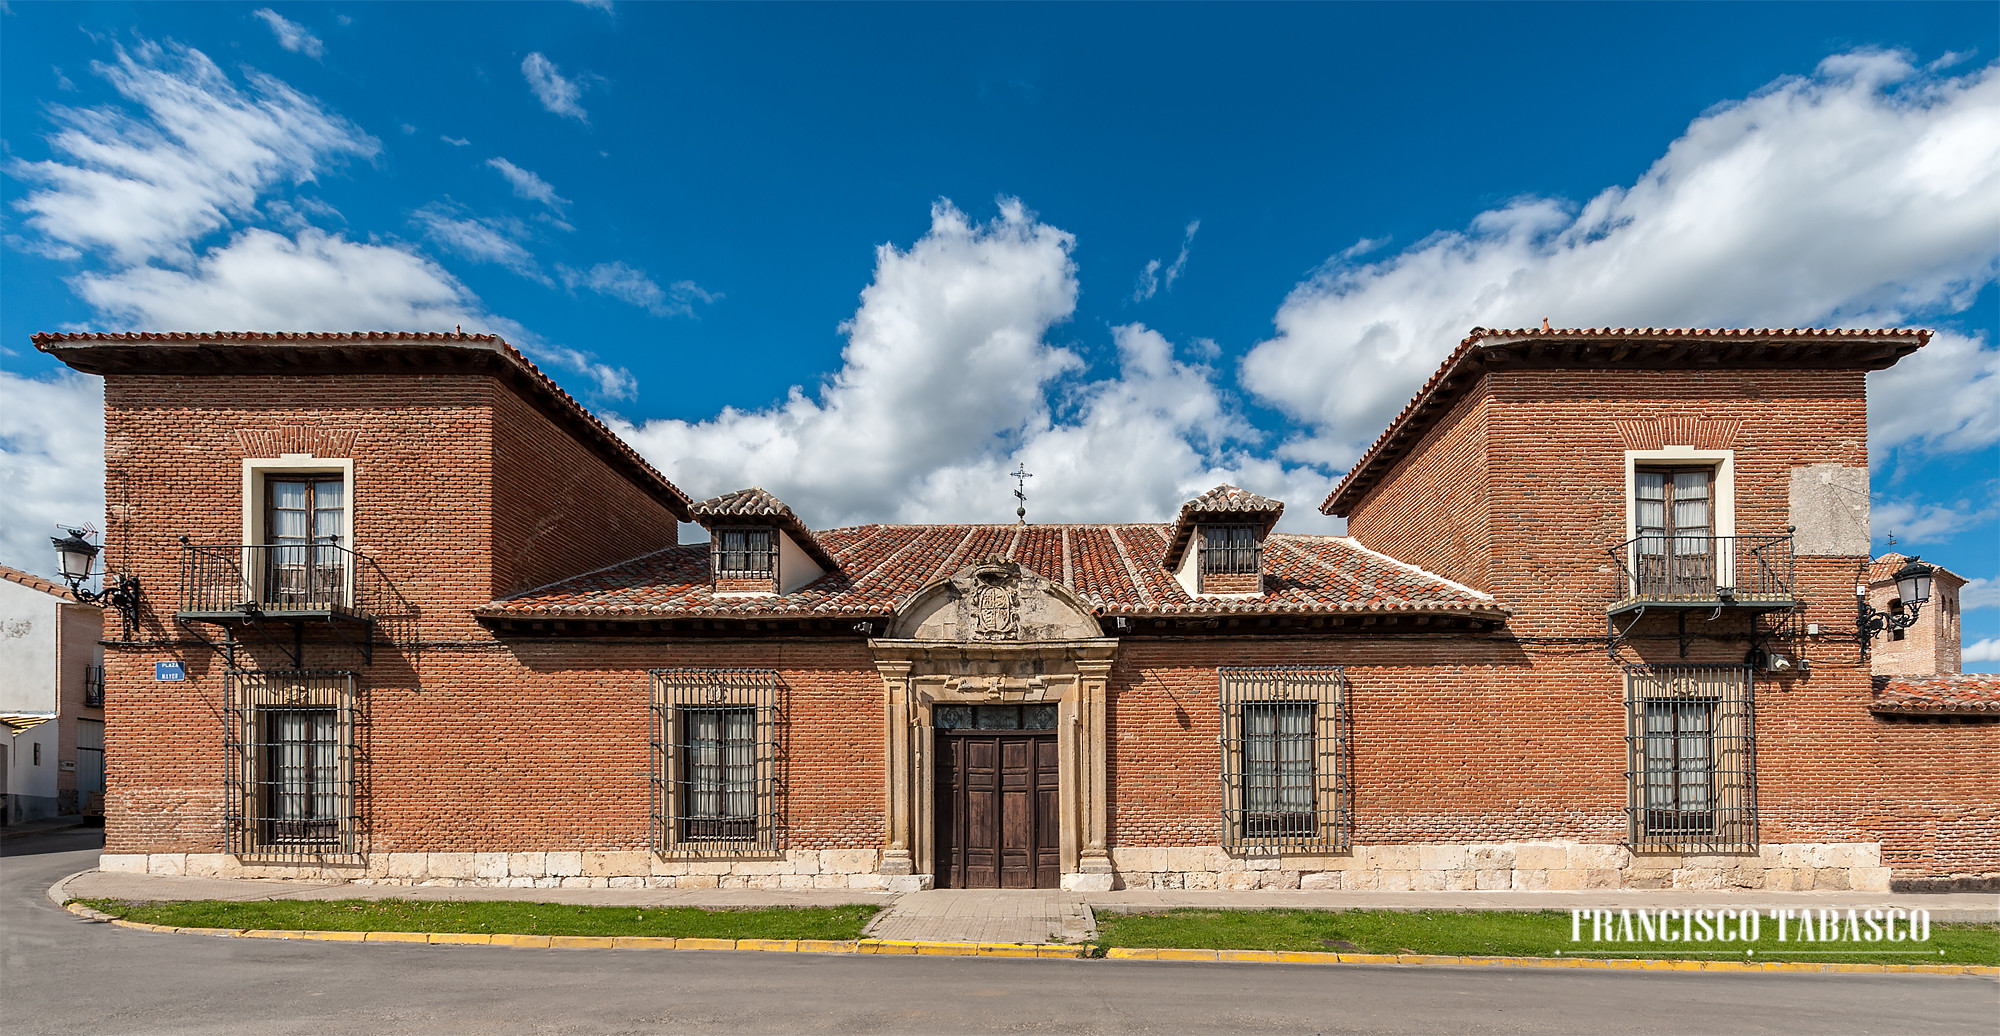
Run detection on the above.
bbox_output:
[1218,666,1349,852]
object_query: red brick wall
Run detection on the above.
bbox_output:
[1343,388,1492,592]
[489,389,680,600]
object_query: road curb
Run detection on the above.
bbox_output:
[56,900,1997,973]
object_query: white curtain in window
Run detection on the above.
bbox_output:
[1635,472,1667,555]
[685,708,755,819]
[1643,699,1711,812]
[1671,471,1711,556]
[272,710,336,822]
[1245,703,1314,815]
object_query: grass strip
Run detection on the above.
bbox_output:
[1093,909,2000,965]
[77,897,878,941]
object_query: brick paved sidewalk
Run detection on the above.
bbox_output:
[866,890,1094,944]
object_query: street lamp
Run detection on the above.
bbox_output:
[1857,556,1934,659]
[49,528,143,630]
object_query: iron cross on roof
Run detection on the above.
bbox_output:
[1011,463,1033,524]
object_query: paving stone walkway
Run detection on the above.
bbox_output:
[865,889,1095,945]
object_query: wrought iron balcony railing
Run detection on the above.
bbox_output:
[83,663,105,708]
[1607,534,1794,613]
[179,542,366,618]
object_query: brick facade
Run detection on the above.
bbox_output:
[39,328,1996,893]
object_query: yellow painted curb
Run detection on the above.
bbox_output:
[549,936,617,949]
[796,939,859,954]
[364,931,430,943]
[1153,948,1220,962]
[427,933,494,945]
[612,936,679,949]
[736,938,798,953]
[1105,947,1156,959]
[1219,950,1281,963]
[673,937,737,952]
[1336,953,1401,964]
[489,934,553,948]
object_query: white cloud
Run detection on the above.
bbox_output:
[486,157,570,212]
[441,135,471,147]
[1963,638,2000,665]
[521,52,587,122]
[1960,577,1999,610]
[252,8,325,59]
[572,0,614,10]
[0,370,105,577]
[612,199,1328,529]
[414,205,544,280]
[1132,220,1199,302]
[1240,51,2000,471]
[558,261,714,317]
[1868,329,2000,458]
[1870,496,1993,545]
[10,40,378,267]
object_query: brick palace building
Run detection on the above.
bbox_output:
[34,327,1998,893]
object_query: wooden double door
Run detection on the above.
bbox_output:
[934,727,1060,889]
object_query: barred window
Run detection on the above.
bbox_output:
[1625,666,1756,851]
[714,528,777,580]
[651,669,780,856]
[1219,667,1348,851]
[226,671,358,858]
[1200,525,1260,575]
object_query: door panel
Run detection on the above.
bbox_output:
[936,731,1058,888]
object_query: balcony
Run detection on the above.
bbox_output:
[83,663,104,708]
[177,542,374,663]
[1607,534,1795,616]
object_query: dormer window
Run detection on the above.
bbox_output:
[691,487,837,597]
[716,528,777,586]
[1163,485,1284,599]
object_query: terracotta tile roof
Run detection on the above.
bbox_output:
[1163,485,1286,570]
[0,564,79,603]
[1,715,54,735]
[481,523,1508,621]
[32,331,694,521]
[1866,552,1967,587]
[1871,674,2000,716]
[690,487,838,570]
[1321,327,1932,517]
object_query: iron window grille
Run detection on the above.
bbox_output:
[714,528,778,584]
[1200,525,1261,575]
[83,663,105,708]
[650,669,781,857]
[1624,665,1757,852]
[224,670,360,858]
[1219,666,1349,852]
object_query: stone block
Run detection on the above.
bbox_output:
[1442,869,1476,892]
[503,877,536,888]
[582,851,650,877]
[1670,868,1723,890]
[386,853,428,879]
[1473,869,1510,890]
[1183,871,1219,890]
[1152,872,1184,890]
[778,874,816,889]
[1510,868,1550,891]
[474,853,508,879]
[545,852,583,877]
[1567,844,1629,871]
[1344,869,1380,891]
[846,873,889,890]
[1218,871,1260,890]
[1378,869,1414,891]
[821,849,879,874]
[1256,870,1301,890]
[1300,871,1341,891]
[364,854,395,879]
[1762,868,1796,892]
[531,876,559,888]
[559,877,593,889]
[99,854,148,874]
[427,853,476,879]
[1545,868,1584,891]
[1417,845,1469,872]
[1724,866,1764,889]
[1246,853,1280,871]
[608,876,644,889]
[1469,846,1515,870]
[508,852,546,878]
[1113,847,1163,872]
[1619,868,1669,889]
[184,854,238,878]
[1814,867,1851,890]
[788,853,820,876]
[687,859,736,875]
[1410,868,1446,892]
[1367,845,1421,871]
[1062,872,1116,892]
[1849,867,1892,892]
[1514,844,1569,871]
[147,853,188,877]
[731,858,791,876]
[649,857,689,877]
[1167,846,1218,873]
[677,873,719,888]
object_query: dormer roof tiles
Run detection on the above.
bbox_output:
[1162,485,1285,570]
[690,487,839,570]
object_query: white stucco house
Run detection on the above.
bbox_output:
[1,564,104,823]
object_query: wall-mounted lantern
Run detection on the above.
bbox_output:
[1856,556,1933,660]
[50,527,143,631]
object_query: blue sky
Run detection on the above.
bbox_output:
[2,2,1996,665]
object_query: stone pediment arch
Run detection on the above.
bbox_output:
[888,555,1100,642]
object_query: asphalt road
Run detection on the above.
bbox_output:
[5,827,1994,1036]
